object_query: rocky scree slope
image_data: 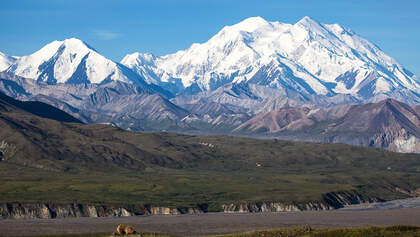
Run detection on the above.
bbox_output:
[235,98,420,153]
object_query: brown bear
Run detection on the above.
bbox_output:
[116,224,136,235]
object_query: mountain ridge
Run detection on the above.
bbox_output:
[0,72,187,131]
[122,16,418,102]
[0,91,81,123]
[4,38,151,88]
[0,52,17,72]
[235,98,420,153]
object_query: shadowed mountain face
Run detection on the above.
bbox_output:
[0,92,195,171]
[0,92,81,123]
[329,99,420,134]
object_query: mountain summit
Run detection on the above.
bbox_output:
[5,38,145,86]
[122,16,418,102]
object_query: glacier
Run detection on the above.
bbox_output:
[121,16,419,101]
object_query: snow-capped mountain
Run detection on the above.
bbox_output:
[6,38,146,86]
[0,52,17,71]
[122,16,419,101]
[1,24,420,153]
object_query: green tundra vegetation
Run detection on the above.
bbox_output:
[1,92,420,211]
[0,133,419,212]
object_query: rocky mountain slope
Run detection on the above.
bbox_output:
[0,91,81,124]
[0,72,188,131]
[0,91,192,171]
[2,71,420,152]
[236,99,420,153]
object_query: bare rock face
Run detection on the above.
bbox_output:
[236,99,420,153]
[222,202,330,213]
[0,203,208,219]
[0,140,16,162]
[234,107,313,133]
[388,134,420,153]
[149,207,181,215]
[222,203,302,213]
[144,206,205,215]
[0,203,133,219]
[222,190,381,213]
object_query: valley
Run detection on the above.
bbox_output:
[1,92,420,217]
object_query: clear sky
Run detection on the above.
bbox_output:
[1,0,419,75]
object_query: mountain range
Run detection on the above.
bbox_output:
[122,16,419,101]
[1,16,420,153]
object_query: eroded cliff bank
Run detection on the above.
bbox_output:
[0,203,133,219]
[222,190,381,213]
[0,190,389,219]
[0,203,208,219]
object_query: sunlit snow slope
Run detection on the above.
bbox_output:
[0,52,17,72]
[6,38,144,86]
[122,16,418,99]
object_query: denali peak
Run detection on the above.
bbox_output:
[121,16,418,101]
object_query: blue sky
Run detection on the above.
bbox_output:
[1,0,419,75]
